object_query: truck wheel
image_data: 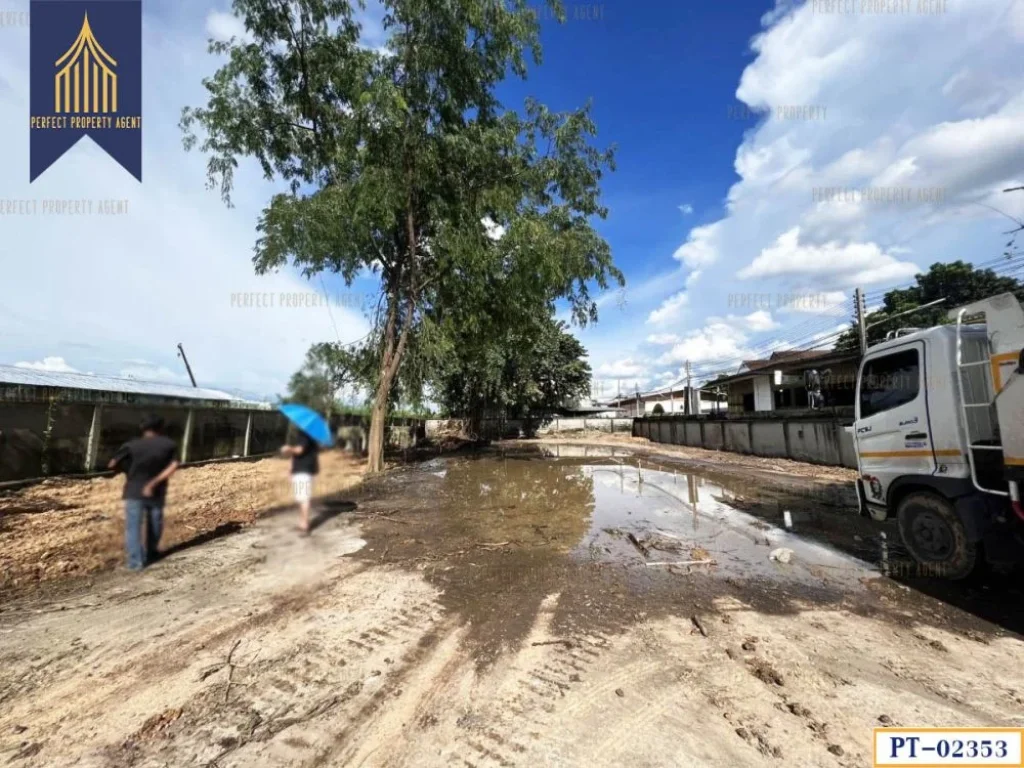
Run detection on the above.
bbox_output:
[896,492,977,580]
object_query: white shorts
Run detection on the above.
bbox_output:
[292,473,314,503]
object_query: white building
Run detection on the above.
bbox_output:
[603,386,726,418]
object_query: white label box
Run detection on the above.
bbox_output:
[874,729,1024,766]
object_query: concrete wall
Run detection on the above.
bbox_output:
[684,421,702,447]
[634,409,857,469]
[0,397,423,483]
[703,421,725,451]
[723,421,752,454]
[750,421,788,458]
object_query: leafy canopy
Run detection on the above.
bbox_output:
[433,313,592,420]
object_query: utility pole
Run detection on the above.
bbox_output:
[854,288,868,356]
[177,343,198,388]
[684,361,693,416]
[635,383,640,418]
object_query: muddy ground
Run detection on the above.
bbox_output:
[2,442,1024,767]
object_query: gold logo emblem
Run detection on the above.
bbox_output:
[54,13,117,114]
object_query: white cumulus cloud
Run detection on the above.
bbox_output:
[14,357,78,373]
[738,227,920,287]
[646,291,689,325]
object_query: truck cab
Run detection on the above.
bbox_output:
[852,293,1024,578]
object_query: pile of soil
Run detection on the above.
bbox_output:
[0,451,363,597]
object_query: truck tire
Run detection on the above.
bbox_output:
[896,492,977,580]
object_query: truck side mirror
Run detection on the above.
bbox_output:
[1019,348,1024,373]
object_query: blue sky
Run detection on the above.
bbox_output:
[2,0,1023,402]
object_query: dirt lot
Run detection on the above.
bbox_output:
[2,442,1023,767]
[522,431,858,484]
[0,451,365,597]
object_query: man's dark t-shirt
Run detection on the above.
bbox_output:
[112,436,178,501]
[290,431,319,476]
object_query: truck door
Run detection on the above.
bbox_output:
[855,341,934,511]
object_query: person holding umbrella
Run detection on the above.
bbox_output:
[278,404,333,534]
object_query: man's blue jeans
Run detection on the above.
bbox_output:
[124,499,163,570]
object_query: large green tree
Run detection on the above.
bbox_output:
[433,313,591,425]
[836,260,1024,350]
[182,0,621,472]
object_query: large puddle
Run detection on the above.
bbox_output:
[394,446,893,581]
[558,453,878,587]
[346,446,1022,662]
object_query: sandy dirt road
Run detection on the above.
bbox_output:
[2,444,1023,767]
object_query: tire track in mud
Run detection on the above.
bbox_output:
[206,594,447,768]
[445,632,614,768]
[24,565,446,768]
[305,612,465,767]
[583,660,709,765]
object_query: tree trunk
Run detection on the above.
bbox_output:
[366,386,390,474]
[365,294,416,474]
[366,192,419,474]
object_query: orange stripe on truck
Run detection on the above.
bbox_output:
[859,449,962,458]
[990,351,1018,393]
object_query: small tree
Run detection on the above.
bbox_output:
[836,260,1024,350]
[182,0,621,472]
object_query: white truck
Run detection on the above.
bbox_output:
[852,292,1024,578]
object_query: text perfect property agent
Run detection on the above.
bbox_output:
[31,115,142,130]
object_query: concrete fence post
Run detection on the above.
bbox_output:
[181,408,195,464]
[243,412,253,457]
[84,404,103,472]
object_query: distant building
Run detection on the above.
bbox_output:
[709,350,860,414]
[0,365,280,482]
[555,397,625,418]
[0,365,270,410]
[603,386,726,418]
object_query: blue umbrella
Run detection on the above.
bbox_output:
[278,404,334,447]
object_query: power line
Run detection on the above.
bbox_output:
[636,254,1024,397]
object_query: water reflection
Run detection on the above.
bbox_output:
[578,461,872,587]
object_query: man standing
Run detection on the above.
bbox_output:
[280,426,319,534]
[108,415,179,571]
